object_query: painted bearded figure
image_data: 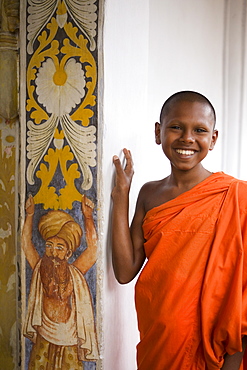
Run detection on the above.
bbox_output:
[22,195,99,370]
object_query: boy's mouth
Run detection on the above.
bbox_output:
[175,149,195,155]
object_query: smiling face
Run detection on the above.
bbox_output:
[155,100,218,173]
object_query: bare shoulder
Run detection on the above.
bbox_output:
[140,179,165,192]
[138,178,170,214]
[131,180,163,225]
[130,178,170,258]
[139,179,164,200]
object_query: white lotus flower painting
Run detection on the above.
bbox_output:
[36,58,86,116]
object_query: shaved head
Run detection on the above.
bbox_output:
[159,91,216,127]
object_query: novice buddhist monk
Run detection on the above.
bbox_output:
[111,91,247,370]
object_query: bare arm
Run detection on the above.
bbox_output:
[21,195,40,269]
[73,195,97,274]
[111,148,146,284]
[221,336,247,369]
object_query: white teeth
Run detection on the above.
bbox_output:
[176,149,195,155]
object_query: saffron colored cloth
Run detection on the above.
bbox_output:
[135,172,247,370]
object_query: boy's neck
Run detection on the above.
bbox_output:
[168,165,212,191]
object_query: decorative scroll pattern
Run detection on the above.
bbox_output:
[26,0,98,210]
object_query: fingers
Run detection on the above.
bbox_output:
[113,148,133,174]
[112,155,122,174]
[85,197,94,209]
[25,194,35,215]
[113,155,120,165]
[123,147,131,158]
[25,198,30,209]
[82,194,94,209]
[123,148,133,173]
[25,194,33,208]
[112,149,134,197]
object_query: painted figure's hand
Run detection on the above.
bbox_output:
[22,193,40,270]
[25,194,35,215]
[112,148,134,198]
[81,194,94,219]
[74,194,97,274]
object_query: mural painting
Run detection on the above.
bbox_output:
[0,0,19,368]
[0,118,19,369]
[21,0,102,368]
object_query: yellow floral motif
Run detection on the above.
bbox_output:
[26,9,97,208]
[54,128,64,139]
[26,17,96,127]
[57,1,67,16]
[62,22,97,126]
[26,18,59,124]
[34,145,82,210]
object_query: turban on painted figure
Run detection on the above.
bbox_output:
[38,210,82,252]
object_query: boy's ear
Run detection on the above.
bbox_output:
[155,122,161,145]
[209,129,218,150]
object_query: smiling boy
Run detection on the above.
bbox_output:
[112,91,247,369]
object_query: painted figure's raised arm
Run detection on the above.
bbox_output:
[21,195,40,269]
[73,195,97,274]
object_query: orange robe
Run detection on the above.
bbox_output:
[135,172,247,370]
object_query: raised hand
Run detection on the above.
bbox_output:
[111,148,146,283]
[73,194,97,274]
[112,148,134,199]
[25,194,35,215]
[22,194,40,269]
[81,194,94,219]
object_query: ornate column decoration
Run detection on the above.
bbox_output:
[19,1,103,369]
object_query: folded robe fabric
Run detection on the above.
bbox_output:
[135,172,247,370]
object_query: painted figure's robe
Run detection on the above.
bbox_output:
[135,172,247,370]
[24,261,98,369]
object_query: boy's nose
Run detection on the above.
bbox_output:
[179,130,195,143]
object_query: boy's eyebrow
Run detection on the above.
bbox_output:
[166,119,213,125]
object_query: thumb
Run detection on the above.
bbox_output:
[112,155,122,170]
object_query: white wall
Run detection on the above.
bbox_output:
[147,0,225,178]
[103,1,149,369]
[102,1,246,369]
[222,0,247,179]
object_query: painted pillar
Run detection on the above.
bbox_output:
[19,1,103,369]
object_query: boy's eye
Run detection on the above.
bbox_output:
[170,125,181,130]
[195,128,207,133]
